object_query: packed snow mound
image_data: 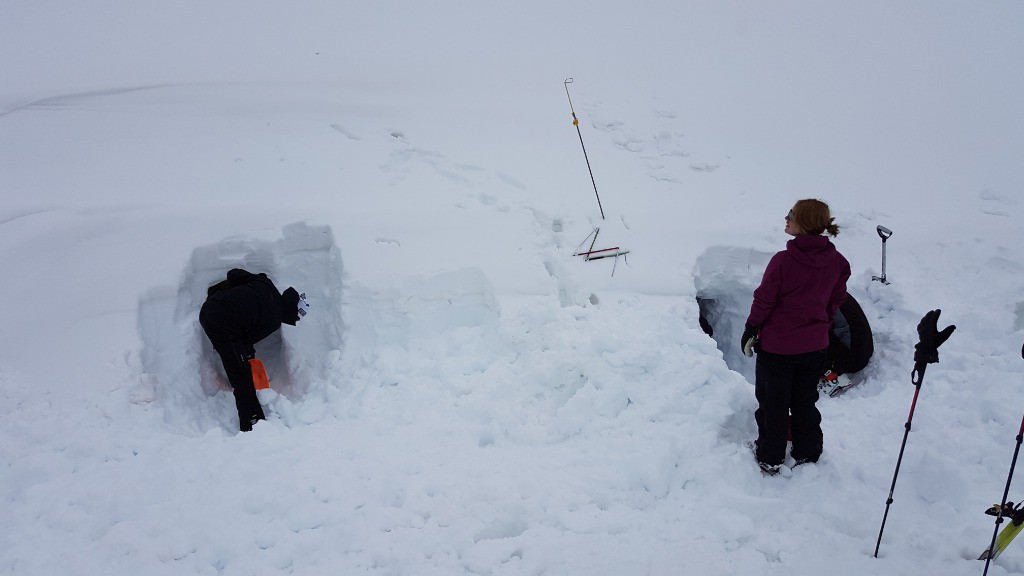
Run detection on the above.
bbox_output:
[137,222,344,434]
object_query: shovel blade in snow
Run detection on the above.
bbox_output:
[250,358,269,390]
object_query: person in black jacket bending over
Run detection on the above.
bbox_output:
[825,293,874,376]
[200,268,307,431]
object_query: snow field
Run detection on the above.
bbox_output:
[3,2,1024,573]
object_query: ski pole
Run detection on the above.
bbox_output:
[563,78,605,220]
[874,309,955,558]
[874,361,927,558]
[982,341,1024,575]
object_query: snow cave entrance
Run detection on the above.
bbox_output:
[137,222,345,432]
[693,246,773,386]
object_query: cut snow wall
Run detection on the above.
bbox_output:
[693,246,773,385]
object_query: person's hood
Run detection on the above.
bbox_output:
[785,234,836,268]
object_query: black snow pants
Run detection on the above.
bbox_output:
[199,299,266,431]
[754,348,826,466]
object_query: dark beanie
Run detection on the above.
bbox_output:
[281,287,301,325]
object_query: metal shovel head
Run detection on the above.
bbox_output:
[250,358,270,390]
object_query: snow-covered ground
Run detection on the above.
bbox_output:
[2,2,1024,574]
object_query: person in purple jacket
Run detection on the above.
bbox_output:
[741,199,851,475]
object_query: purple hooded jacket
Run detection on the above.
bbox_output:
[747,235,851,355]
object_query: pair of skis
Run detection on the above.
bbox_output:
[980,501,1024,560]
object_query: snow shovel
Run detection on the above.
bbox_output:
[871,225,893,285]
[250,358,270,390]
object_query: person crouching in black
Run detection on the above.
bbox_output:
[199,268,307,431]
[825,293,874,377]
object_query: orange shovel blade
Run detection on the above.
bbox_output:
[250,358,270,390]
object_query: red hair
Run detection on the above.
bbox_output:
[792,199,840,237]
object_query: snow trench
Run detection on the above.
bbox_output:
[137,222,345,433]
[134,233,764,439]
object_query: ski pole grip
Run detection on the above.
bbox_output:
[911,362,926,386]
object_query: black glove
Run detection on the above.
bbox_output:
[913,309,955,364]
[741,323,759,357]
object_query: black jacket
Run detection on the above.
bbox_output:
[827,294,874,374]
[201,269,299,347]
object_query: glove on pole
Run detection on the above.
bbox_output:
[982,341,1024,575]
[913,309,956,364]
[874,309,956,558]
